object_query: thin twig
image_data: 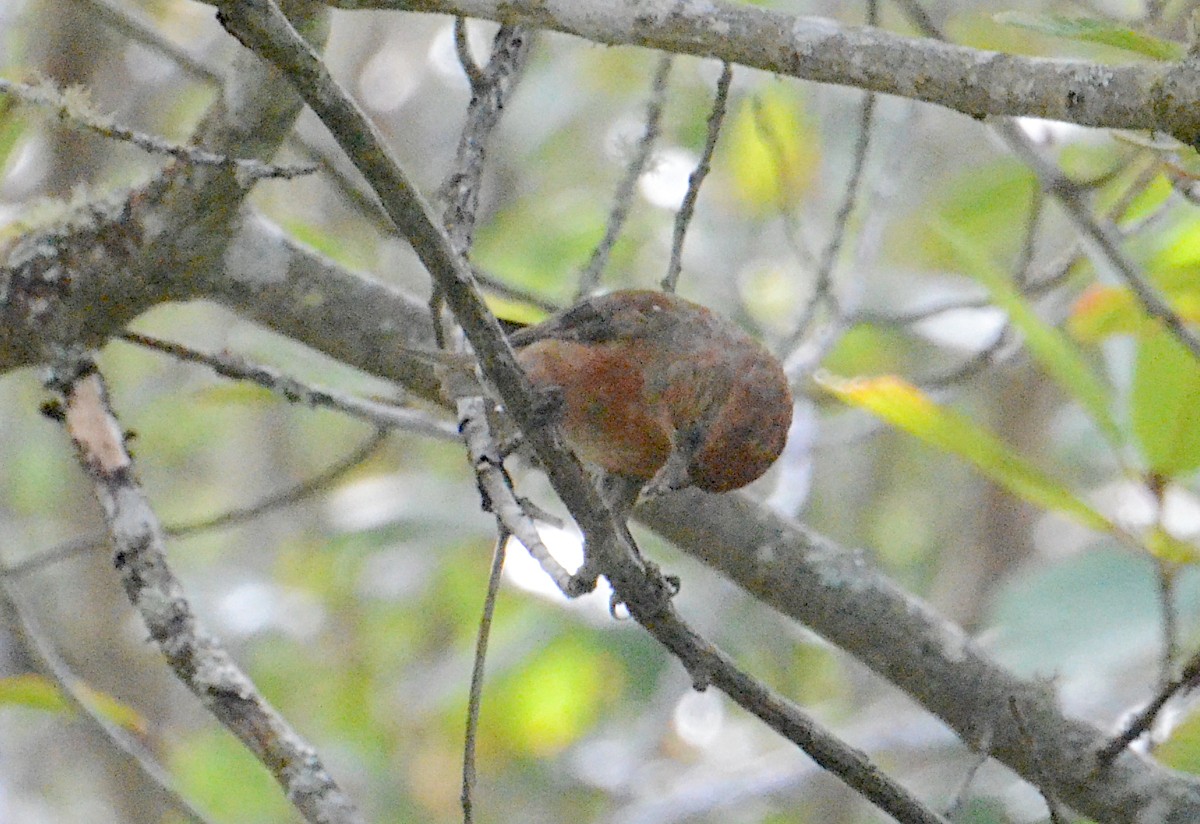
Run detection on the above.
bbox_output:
[662,62,732,293]
[1012,188,1045,288]
[789,3,879,344]
[438,18,576,597]
[4,429,389,577]
[456,396,576,594]
[855,160,1168,331]
[169,428,389,535]
[1157,559,1179,692]
[0,576,217,824]
[441,24,534,254]
[75,0,220,83]
[1,534,107,579]
[945,710,993,820]
[453,16,486,90]
[0,78,315,181]
[462,529,508,824]
[922,327,1014,390]
[1100,649,1200,764]
[995,118,1200,363]
[789,91,875,344]
[577,54,673,297]
[118,331,458,441]
[944,745,991,820]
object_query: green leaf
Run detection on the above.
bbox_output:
[1145,527,1200,564]
[934,221,1122,447]
[818,373,1113,533]
[1069,285,1153,340]
[0,673,146,732]
[0,673,69,712]
[994,13,1184,61]
[489,635,622,757]
[724,88,819,212]
[821,372,1200,562]
[1069,285,1200,342]
[1159,709,1200,773]
[0,96,26,176]
[1132,328,1200,476]
[915,161,1036,269]
[173,729,293,821]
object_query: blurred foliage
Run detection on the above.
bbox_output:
[3,1,1200,823]
[1159,710,1200,774]
[1132,330,1200,477]
[910,159,1037,270]
[724,86,821,213]
[0,674,146,733]
[994,13,1185,61]
[172,729,295,823]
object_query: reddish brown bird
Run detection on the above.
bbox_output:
[509,289,793,496]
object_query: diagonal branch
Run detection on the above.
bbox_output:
[212,3,950,822]
[635,488,1200,823]
[45,355,363,824]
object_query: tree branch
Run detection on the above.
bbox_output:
[45,356,363,824]
[319,0,1200,143]
[635,489,1200,824]
[210,3,952,821]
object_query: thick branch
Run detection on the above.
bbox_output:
[636,490,1200,824]
[321,0,1200,143]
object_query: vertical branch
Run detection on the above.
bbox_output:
[577,54,673,297]
[461,530,508,824]
[440,23,534,254]
[436,24,548,822]
[662,62,733,293]
[788,0,878,345]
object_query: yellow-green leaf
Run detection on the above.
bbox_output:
[1158,708,1200,772]
[0,96,26,178]
[1132,328,1200,477]
[920,161,1037,268]
[818,373,1112,533]
[724,88,819,211]
[1069,285,1151,340]
[994,13,1184,61]
[486,294,550,328]
[0,673,146,733]
[1145,527,1200,564]
[1069,286,1200,342]
[0,673,70,712]
[935,221,1122,447]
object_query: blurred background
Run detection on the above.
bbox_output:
[3,0,1200,822]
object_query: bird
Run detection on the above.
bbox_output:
[507,289,793,499]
